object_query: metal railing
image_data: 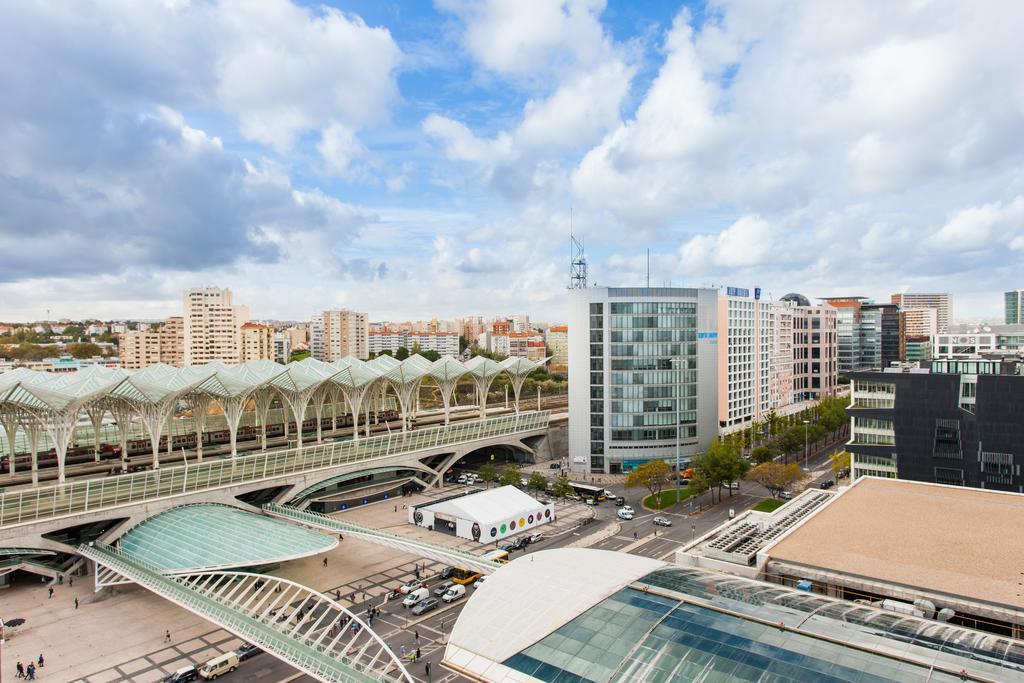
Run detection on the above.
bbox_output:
[79,542,408,682]
[0,411,549,528]
[264,504,501,575]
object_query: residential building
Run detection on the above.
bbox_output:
[1005,289,1024,324]
[898,307,938,361]
[369,331,459,357]
[273,331,291,364]
[511,314,530,333]
[119,316,183,370]
[315,309,368,361]
[458,316,487,346]
[933,323,1024,358]
[310,314,324,361]
[847,359,1024,491]
[544,325,568,370]
[240,322,274,362]
[781,295,837,403]
[890,292,951,333]
[285,324,309,349]
[182,287,249,366]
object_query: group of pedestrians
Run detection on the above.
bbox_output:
[14,654,44,679]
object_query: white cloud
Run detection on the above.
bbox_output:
[933,196,1024,249]
[422,114,514,166]
[678,215,776,272]
[318,123,365,176]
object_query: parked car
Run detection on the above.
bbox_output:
[779,491,793,500]
[442,584,467,603]
[617,509,634,521]
[584,497,597,506]
[527,533,543,544]
[615,496,626,506]
[235,643,262,662]
[398,578,422,594]
[473,576,486,589]
[457,474,468,484]
[510,537,527,550]
[549,462,561,469]
[820,480,835,489]
[402,587,430,607]
[433,580,455,597]
[566,493,582,502]
[411,596,440,616]
[164,666,198,683]
[653,516,673,527]
[726,481,740,490]
[198,653,239,680]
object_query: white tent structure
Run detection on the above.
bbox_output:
[409,485,555,544]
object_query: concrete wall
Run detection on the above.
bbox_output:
[532,416,567,463]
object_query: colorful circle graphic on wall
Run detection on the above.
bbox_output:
[413,510,423,524]
[500,523,507,534]
[519,517,526,527]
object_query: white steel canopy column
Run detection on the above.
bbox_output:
[500,357,549,414]
[464,355,505,419]
[427,356,470,425]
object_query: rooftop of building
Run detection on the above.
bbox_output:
[765,477,1024,611]
[945,322,1024,334]
[445,548,1024,683]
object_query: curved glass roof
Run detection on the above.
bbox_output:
[118,503,337,572]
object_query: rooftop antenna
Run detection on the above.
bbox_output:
[569,209,588,289]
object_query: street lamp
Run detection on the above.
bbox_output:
[802,419,810,469]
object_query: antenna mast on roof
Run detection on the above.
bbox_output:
[569,209,588,289]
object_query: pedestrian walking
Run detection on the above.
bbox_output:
[69,576,73,587]
[633,531,638,540]
[26,663,35,680]
[48,586,54,599]
[16,661,24,678]
[75,597,79,609]
[323,557,328,567]
[400,644,406,658]
[37,654,44,667]
[164,629,171,642]
[394,505,398,512]
[416,647,421,660]
[414,629,419,643]
[425,662,431,680]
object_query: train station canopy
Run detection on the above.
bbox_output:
[0,354,548,482]
[118,503,337,573]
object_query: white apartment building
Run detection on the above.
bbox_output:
[182,287,249,366]
[317,309,368,361]
[890,292,951,333]
[273,331,291,364]
[310,315,324,360]
[545,325,568,368]
[368,331,459,357]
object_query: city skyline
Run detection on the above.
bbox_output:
[2,1,1023,321]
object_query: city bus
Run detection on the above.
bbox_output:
[569,482,605,501]
[448,549,509,585]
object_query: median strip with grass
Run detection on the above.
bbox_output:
[642,487,697,510]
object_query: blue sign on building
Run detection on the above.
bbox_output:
[697,331,718,340]
[754,287,761,299]
[726,286,750,298]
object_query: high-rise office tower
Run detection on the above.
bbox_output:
[1005,290,1024,324]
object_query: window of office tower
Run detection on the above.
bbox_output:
[608,302,698,442]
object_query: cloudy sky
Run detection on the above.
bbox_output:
[2,0,1023,323]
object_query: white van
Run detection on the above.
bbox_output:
[442,584,466,603]
[198,652,239,679]
[402,587,429,607]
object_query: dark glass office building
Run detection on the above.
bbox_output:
[847,360,1024,491]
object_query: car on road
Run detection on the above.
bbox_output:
[726,481,740,490]
[433,580,455,597]
[402,587,430,607]
[820,480,835,489]
[527,533,543,544]
[779,491,793,500]
[603,489,615,498]
[235,643,262,662]
[617,508,634,521]
[164,666,198,683]
[442,584,466,603]
[615,496,626,506]
[653,516,673,527]
[566,494,581,502]
[585,497,598,506]
[439,566,455,580]
[473,576,486,589]
[549,462,561,469]
[620,505,635,515]
[508,537,526,551]
[411,596,440,616]
[198,653,239,680]
[398,578,422,594]
[457,474,468,484]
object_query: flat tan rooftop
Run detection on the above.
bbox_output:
[767,477,1024,609]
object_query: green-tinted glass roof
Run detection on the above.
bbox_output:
[119,503,337,572]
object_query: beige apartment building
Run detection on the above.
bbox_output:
[890,292,950,333]
[182,287,250,366]
[119,317,184,370]
[240,322,274,362]
[545,325,568,371]
[314,309,368,361]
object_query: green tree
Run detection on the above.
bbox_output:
[745,462,808,498]
[395,346,410,360]
[63,324,85,340]
[693,439,749,503]
[625,460,672,507]
[830,450,851,477]
[552,473,573,498]
[378,349,393,356]
[478,462,498,487]
[750,445,775,464]
[527,472,548,494]
[411,343,422,356]
[289,349,310,363]
[421,350,441,362]
[499,464,521,487]
[67,342,102,358]
[777,426,804,465]
[458,335,468,352]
